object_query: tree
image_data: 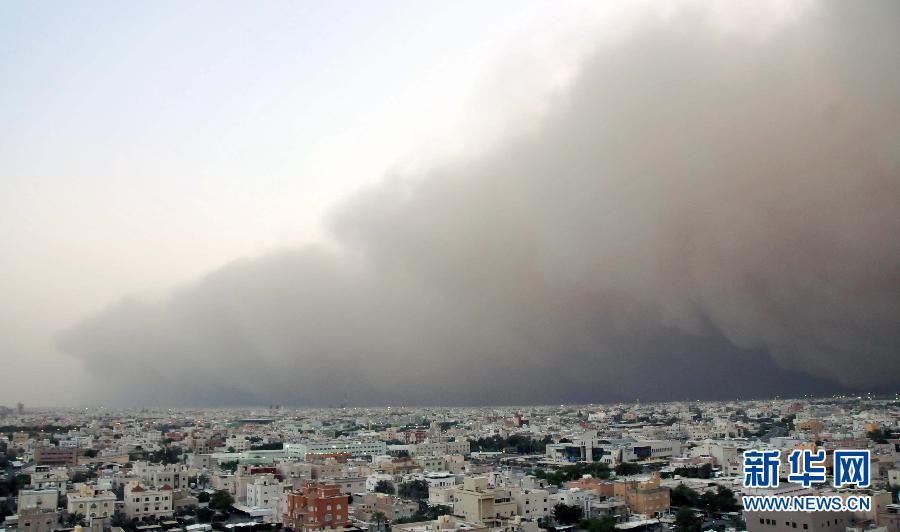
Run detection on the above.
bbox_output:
[580,516,618,532]
[149,445,182,465]
[674,506,701,532]
[372,511,387,531]
[398,480,429,500]
[425,504,452,520]
[470,435,552,454]
[614,462,643,476]
[867,428,889,444]
[698,486,737,513]
[671,484,700,508]
[111,511,132,530]
[374,480,395,495]
[674,464,713,479]
[65,513,82,527]
[209,490,234,511]
[553,503,583,525]
[0,474,31,498]
[889,484,900,501]
[0,499,14,520]
[197,491,211,503]
[196,507,213,523]
[534,462,611,486]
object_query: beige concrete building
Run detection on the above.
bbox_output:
[393,515,489,532]
[511,488,551,520]
[30,466,69,492]
[452,477,517,526]
[17,489,59,511]
[16,507,59,532]
[124,482,174,519]
[67,485,116,518]
[132,461,192,490]
[353,493,419,523]
[613,473,670,517]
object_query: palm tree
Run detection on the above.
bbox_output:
[372,511,387,532]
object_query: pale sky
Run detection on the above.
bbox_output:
[1,1,612,405]
[4,1,896,407]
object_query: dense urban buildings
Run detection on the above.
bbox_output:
[0,397,897,532]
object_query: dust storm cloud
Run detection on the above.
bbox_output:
[60,1,900,406]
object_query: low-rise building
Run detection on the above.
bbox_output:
[511,488,551,520]
[613,474,670,517]
[34,447,78,467]
[283,481,351,532]
[123,482,175,520]
[30,466,69,492]
[17,489,59,511]
[67,485,116,518]
[353,493,418,523]
[16,506,60,532]
[286,441,387,459]
[452,477,517,526]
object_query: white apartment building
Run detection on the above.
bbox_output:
[246,475,287,523]
[512,488,551,520]
[549,489,593,515]
[424,472,457,489]
[149,465,191,490]
[59,436,94,449]
[224,434,252,452]
[124,482,175,519]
